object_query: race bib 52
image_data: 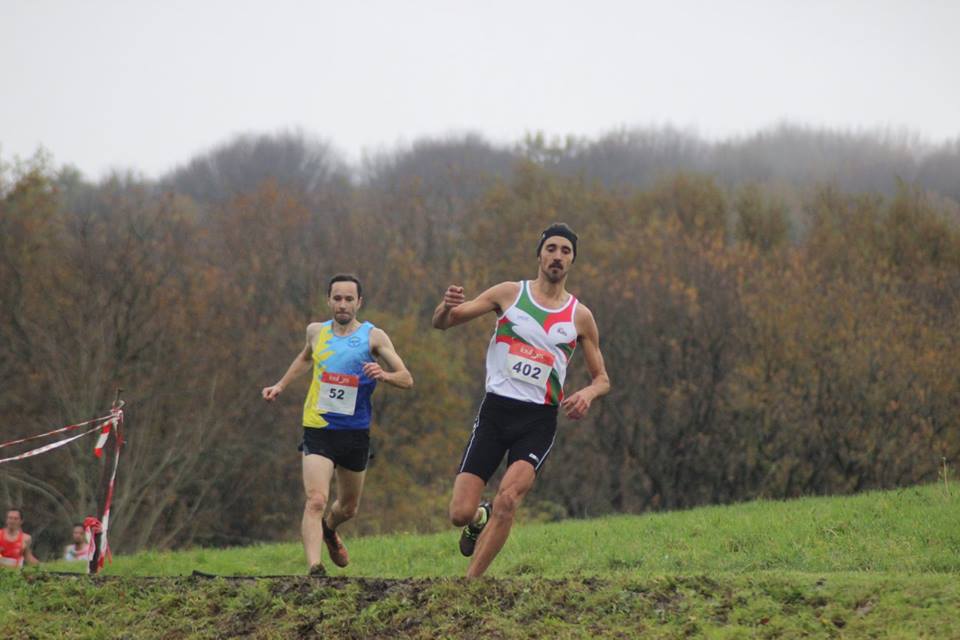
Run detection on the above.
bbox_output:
[316,372,359,415]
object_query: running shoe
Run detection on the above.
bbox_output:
[308,562,327,577]
[322,518,350,567]
[459,501,492,557]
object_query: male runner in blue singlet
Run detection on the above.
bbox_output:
[263,274,413,575]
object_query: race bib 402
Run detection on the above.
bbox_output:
[505,343,555,390]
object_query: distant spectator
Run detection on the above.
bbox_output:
[63,524,92,562]
[1,508,40,568]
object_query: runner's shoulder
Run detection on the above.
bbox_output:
[368,326,389,346]
[574,301,597,334]
[488,281,522,301]
[305,321,329,341]
[482,281,522,312]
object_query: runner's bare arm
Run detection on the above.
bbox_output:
[561,305,611,420]
[365,328,414,389]
[432,282,520,330]
[23,534,39,566]
[262,324,318,401]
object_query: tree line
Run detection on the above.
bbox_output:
[1,126,958,557]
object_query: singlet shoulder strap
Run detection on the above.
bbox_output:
[498,281,525,318]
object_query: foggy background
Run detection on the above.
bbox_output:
[2,0,958,178]
[2,1,959,557]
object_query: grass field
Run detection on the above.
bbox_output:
[2,484,958,638]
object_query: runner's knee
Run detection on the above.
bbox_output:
[338,500,360,520]
[492,488,523,520]
[449,500,475,527]
[305,493,327,515]
[450,498,479,527]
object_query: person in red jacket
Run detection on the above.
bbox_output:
[1,508,40,568]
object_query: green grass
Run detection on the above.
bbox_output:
[42,483,960,578]
[3,484,958,638]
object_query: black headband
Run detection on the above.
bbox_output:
[536,224,578,261]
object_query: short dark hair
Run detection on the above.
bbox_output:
[327,274,362,298]
[7,507,23,519]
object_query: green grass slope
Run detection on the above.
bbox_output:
[2,484,958,638]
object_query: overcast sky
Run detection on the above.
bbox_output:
[2,0,958,179]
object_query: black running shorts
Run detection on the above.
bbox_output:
[457,392,559,482]
[299,428,370,472]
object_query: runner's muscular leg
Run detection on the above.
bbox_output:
[327,466,366,530]
[450,472,486,527]
[302,454,335,568]
[466,460,536,578]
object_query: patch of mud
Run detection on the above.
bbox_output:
[24,571,843,639]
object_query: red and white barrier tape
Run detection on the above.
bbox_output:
[0,411,122,465]
[89,408,123,571]
[0,423,104,465]
[0,406,124,572]
[0,413,114,451]
[82,516,105,567]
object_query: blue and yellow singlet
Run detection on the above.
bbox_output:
[302,321,377,430]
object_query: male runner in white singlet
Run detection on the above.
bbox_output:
[432,223,610,577]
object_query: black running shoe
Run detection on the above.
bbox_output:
[459,501,492,557]
[308,562,327,577]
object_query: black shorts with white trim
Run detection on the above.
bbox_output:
[457,392,558,482]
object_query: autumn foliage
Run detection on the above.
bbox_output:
[2,134,959,556]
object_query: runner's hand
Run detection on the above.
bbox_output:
[561,390,592,420]
[363,362,388,381]
[262,384,283,401]
[443,285,465,309]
